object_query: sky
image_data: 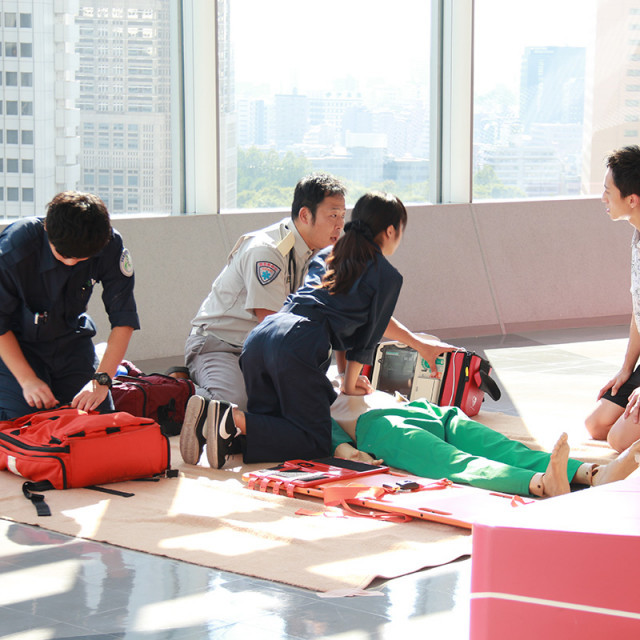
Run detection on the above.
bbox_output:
[230,0,597,97]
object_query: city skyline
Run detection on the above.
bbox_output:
[0,0,636,217]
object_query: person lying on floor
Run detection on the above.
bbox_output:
[328,390,640,498]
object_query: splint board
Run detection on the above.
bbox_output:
[243,457,535,529]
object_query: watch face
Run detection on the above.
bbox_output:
[94,372,112,387]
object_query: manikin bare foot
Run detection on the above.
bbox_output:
[592,438,640,486]
[542,432,571,497]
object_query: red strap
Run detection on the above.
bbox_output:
[320,484,412,522]
[335,500,412,522]
[510,494,534,507]
[322,484,386,506]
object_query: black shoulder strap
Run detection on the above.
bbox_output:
[22,481,54,517]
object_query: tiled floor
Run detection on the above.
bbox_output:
[0,325,629,639]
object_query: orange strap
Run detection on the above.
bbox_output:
[296,484,412,523]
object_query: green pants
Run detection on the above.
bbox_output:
[355,400,582,496]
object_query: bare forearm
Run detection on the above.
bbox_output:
[383,316,416,346]
[98,326,135,377]
[342,360,364,394]
[335,350,347,375]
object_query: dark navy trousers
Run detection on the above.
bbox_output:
[0,333,112,420]
[239,312,336,463]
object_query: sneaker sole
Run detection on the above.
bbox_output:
[179,395,207,464]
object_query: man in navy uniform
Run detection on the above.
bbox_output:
[0,191,139,419]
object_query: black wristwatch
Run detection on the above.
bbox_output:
[92,372,112,388]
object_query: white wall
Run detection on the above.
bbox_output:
[2,197,631,361]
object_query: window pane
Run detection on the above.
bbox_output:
[2,3,180,218]
[474,0,640,201]
[74,3,177,214]
[220,0,432,210]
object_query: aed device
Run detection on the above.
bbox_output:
[368,341,446,402]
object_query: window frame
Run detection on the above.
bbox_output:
[182,0,472,214]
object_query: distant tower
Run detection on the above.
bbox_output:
[1,1,81,218]
[520,46,585,132]
[75,0,173,213]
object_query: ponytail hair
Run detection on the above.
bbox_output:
[322,191,407,295]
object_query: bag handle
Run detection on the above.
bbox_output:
[475,368,501,401]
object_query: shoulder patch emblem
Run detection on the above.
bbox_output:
[120,248,134,277]
[256,261,281,285]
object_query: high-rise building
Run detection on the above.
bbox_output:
[520,46,585,132]
[585,0,640,192]
[1,0,81,218]
[75,1,173,214]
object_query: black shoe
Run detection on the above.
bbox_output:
[179,395,208,464]
[205,400,237,469]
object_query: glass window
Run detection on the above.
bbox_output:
[20,72,32,87]
[22,188,33,202]
[5,42,17,57]
[22,159,33,173]
[6,101,18,115]
[74,5,176,214]
[20,14,32,28]
[473,0,640,200]
[6,72,17,86]
[21,130,33,144]
[7,187,18,201]
[20,43,32,57]
[4,13,17,28]
[6,130,18,144]
[220,0,432,210]
[7,159,19,173]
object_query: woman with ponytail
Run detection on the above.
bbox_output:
[199,191,452,468]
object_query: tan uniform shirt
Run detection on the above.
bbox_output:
[191,218,314,347]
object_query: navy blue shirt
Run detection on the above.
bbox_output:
[0,218,139,345]
[284,246,402,365]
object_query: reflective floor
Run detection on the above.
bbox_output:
[0,325,628,639]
